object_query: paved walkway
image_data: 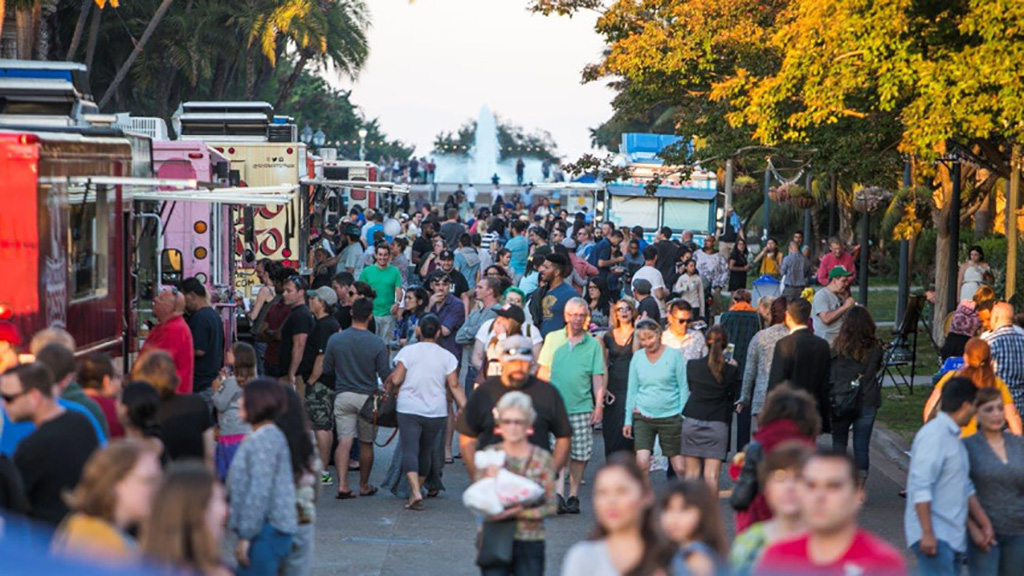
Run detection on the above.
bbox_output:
[311,428,912,576]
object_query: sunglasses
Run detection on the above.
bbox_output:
[1,389,27,403]
[615,305,633,313]
[502,347,533,357]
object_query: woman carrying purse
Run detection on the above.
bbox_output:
[828,306,883,488]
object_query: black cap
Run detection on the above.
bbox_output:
[438,249,455,260]
[495,304,526,324]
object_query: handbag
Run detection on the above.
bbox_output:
[829,356,864,422]
[475,520,517,568]
[729,441,763,511]
[359,390,398,447]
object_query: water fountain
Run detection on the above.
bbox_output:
[431,105,542,185]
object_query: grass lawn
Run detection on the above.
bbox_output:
[877,388,931,444]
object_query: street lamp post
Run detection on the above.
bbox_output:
[312,129,326,151]
[358,128,368,161]
[300,125,313,147]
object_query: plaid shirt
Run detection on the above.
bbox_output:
[983,325,1024,415]
[720,310,762,374]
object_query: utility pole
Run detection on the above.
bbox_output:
[724,158,734,219]
[762,160,771,242]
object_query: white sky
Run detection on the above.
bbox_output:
[332,0,615,160]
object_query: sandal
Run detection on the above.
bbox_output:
[359,486,379,497]
[405,500,425,511]
[426,489,440,498]
[444,457,454,464]
[335,491,356,500]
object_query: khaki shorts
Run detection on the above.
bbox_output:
[333,391,375,443]
[633,414,683,456]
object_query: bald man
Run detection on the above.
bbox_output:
[982,302,1024,416]
[141,288,195,394]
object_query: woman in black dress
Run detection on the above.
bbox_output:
[728,239,750,292]
[602,297,640,456]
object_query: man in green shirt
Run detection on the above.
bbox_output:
[537,297,605,515]
[358,242,403,341]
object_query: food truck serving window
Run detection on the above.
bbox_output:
[663,199,711,233]
[68,187,109,301]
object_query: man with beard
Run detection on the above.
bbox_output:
[456,335,571,479]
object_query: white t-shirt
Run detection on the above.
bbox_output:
[393,342,459,418]
[632,265,667,313]
[466,186,479,203]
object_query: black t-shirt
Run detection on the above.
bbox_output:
[412,235,432,264]
[449,269,470,298]
[456,376,571,451]
[187,306,224,393]
[299,314,341,387]
[280,304,315,377]
[637,295,662,325]
[13,411,98,524]
[157,394,213,461]
[0,454,28,515]
[334,304,376,333]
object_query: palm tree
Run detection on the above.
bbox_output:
[274,0,369,107]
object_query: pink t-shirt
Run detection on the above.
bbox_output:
[755,530,906,576]
[817,251,856,286]
[142,316,195,395]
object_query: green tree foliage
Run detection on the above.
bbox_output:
[433,115,560,162]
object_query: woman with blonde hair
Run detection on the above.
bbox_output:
[52,439,162,564]
[925,337,1022,436]
[140,462,231,575]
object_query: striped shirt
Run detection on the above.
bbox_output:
[983,325,1024,415]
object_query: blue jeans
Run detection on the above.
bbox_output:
[237,524,294,576]
[913,540,965,576]
[831,405,877,477]
[968,533,1024,576]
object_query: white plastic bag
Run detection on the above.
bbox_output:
[463,477,504,516]
[494,469,544,507]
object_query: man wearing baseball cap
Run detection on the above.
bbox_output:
[299,286,342,483]
[456,334,571,480]
[812,265,856,346]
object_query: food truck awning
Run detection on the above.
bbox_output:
[131,184,296,205]
[606,183,717,201]
[300,179,410,194]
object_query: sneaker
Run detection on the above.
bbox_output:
[320,472,333,485]
[566,496,581,514]
[557,494,568,515]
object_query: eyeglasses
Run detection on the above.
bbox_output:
[1,389,27,403]
[499,418,527,426]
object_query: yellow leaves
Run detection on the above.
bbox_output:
[94,0,119,8]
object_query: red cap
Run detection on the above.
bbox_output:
[0,321,22,346]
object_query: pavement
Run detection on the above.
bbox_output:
[311,424,915,576]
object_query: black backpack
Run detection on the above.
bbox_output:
[829,355,865,421]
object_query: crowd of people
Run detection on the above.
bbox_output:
[1,188,1023,576]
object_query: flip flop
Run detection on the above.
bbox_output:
[360,486,379,497]
[444,458,454,464]
[405,500,425,511]
[335,491,356,500]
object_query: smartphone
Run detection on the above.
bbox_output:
[725,343,736,363]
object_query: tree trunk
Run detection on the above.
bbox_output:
[932,168,954,344]
[98,0,176,109]
[65,0,92,61]
[35,0,57,60]
[15,7,35,59]
[274,50,310,108]
[84,3,101,69]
